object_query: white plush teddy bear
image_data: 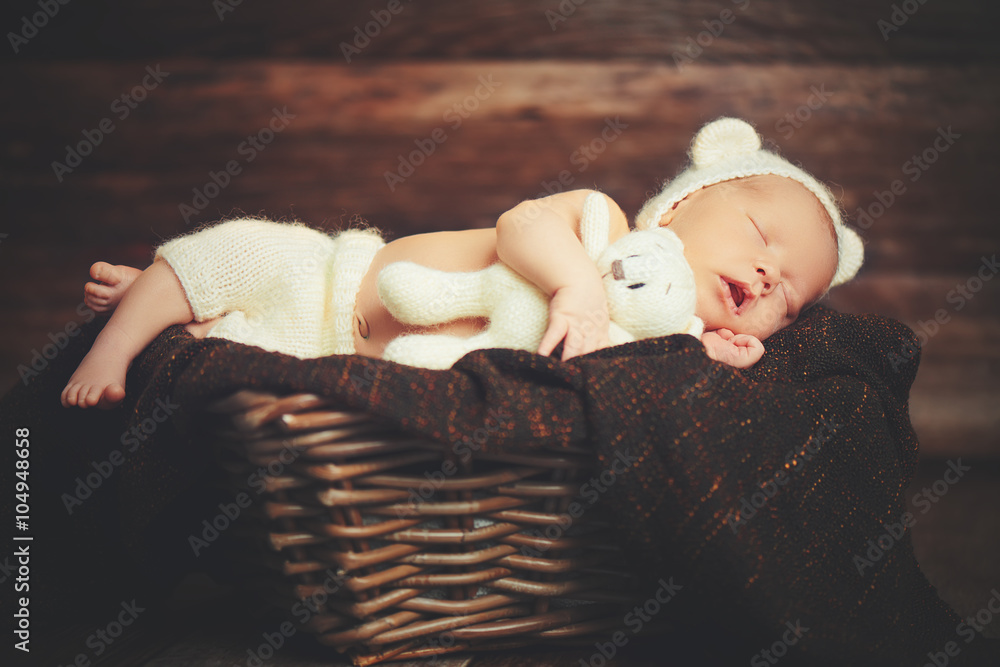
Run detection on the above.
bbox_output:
[376,192,704,369]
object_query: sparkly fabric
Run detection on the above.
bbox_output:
[2,305,998,665]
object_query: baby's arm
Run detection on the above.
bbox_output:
[701,328,765,369]
[496,189,630,360]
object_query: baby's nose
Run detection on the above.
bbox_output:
[755,262,780,295]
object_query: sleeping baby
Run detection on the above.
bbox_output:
[61,117,863,408]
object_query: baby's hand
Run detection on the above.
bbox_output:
[701,328,764,368]
[538,282,611,361]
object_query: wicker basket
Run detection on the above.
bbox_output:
[204,389,639,665]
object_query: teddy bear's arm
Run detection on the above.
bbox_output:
[377,261,498,326]
[579,192,610,261]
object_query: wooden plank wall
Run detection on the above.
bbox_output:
[1,0,997,456]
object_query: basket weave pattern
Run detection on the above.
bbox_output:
[206,390,638,665]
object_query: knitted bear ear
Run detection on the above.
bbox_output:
[650,225,685,253]
[690,117,761,168]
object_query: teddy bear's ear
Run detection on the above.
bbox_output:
[650,226,686,253]
[690,117,761,168]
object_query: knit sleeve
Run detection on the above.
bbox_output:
[153,218,337,322]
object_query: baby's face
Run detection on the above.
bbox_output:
[657,175,838,340]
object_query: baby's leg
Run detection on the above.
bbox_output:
[84,262,222,338]
[84,262,143,312]
[61,259,195,409]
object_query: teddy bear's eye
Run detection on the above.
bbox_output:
[627,282,646,290]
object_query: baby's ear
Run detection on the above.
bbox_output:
[656,195,691,227]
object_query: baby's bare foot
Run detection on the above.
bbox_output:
[84,262,142,313]
[61,323,133,409]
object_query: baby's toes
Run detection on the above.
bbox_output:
[98,383,126,409]
[89,261,121,285]
[62,382,84,408]
[84,283,113,305]
[79,384,106,408]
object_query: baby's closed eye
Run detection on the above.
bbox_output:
[748,216,766,244]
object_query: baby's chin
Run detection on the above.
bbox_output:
[752,319,786,342]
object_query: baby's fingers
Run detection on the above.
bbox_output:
[561,324,609,360]
[538,317,569,357]
[560,327,590,361]
[731,334,765,366]
[731,333,763,350]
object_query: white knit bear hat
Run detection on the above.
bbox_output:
[634,117,864,288]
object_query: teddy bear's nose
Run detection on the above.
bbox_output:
[611,259,627,280]
[611,254,644,281]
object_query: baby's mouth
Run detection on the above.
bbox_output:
[729,283,744,307]
[721,277,751,315]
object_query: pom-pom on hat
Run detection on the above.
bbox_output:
[634,117,864,288]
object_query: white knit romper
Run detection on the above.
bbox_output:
[154,219,385,358]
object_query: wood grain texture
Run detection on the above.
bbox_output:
[2,61,997,275]
[908,461,1000,637]
[1,0,997,64]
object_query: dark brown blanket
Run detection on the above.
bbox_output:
[2,305,998,665]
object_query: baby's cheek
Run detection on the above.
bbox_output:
[753,298,789,340]
[693,284,723,326]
